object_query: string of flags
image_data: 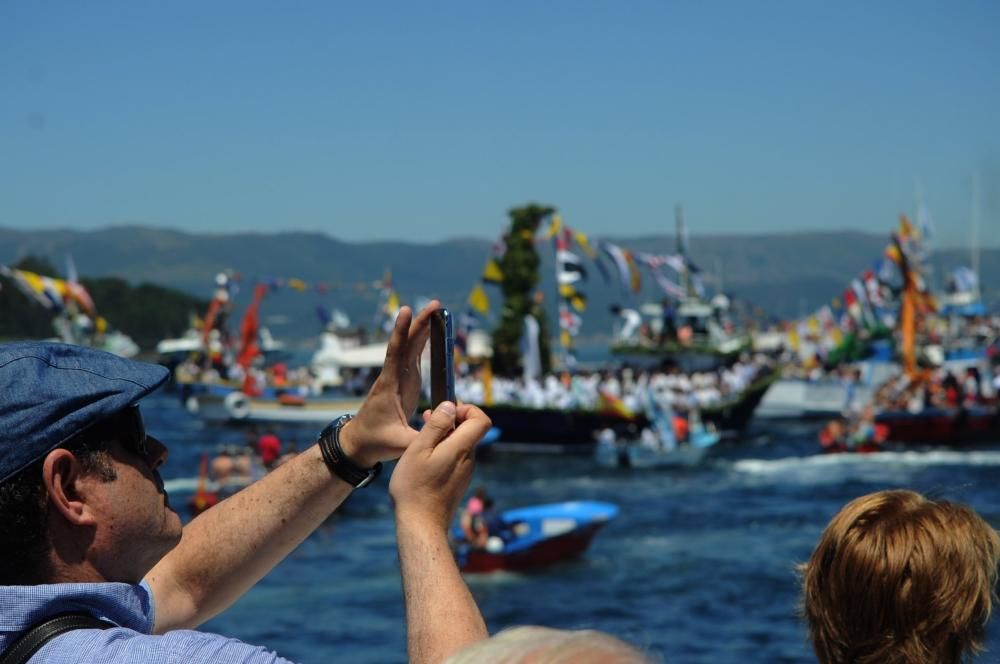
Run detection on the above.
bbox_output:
[460,212,705,361]
[0,265,97,315]
[785,212,938,354]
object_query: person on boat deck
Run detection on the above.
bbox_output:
[941,370,963,408]
[962,366,983,406]
[0,302,496,664]
[801,490,1000,664]
[460,485,489,547]
[658,297,677,344]
[479,497,507,540]
[256,427,282,469]
[672,410,690,445]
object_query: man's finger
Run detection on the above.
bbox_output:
[381,306,413,377]
[404,300,438,367]
[434,406,491,458]
[454,402,481,421]
[408,401,457,454]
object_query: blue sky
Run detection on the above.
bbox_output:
[1,1,997,246]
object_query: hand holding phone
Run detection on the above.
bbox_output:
[430,308,456,408]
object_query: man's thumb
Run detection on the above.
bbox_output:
[412,401,456,451]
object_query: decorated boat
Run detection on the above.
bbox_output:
[452,501,618,573]
[478,368,776,453]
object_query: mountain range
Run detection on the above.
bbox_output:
[0,226,994,349]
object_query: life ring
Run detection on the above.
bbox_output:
[224,391,251,420]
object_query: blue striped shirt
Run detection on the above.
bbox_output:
[0,581,295,663]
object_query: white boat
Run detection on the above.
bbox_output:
[181,382,366,426]
[756,361,898,419]
[157,327,285,365]
[309,330,388,389]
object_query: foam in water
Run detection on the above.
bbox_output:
[731,450,1000,475]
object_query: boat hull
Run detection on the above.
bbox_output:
[876,407,1000,445]
[459,524,605,573]
[479,370,775,453]
[454,500,618,573]
[180,382,365,426]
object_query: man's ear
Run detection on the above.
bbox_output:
[42,449,99,527]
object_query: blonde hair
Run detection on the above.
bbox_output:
[801,490,1000,664]
[445,626,654,664]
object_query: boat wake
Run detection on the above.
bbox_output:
[730,449,1000,476]
[163,476,253,494]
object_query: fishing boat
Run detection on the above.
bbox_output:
[866,210,1000,447]
[478,368,776,453]
[452,501,619,573]
[183,385,367,425]
[178,280,388,426]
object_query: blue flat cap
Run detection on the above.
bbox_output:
[0,341,169,484]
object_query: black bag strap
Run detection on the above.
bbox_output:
[0,612,115,664]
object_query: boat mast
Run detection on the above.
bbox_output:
[675,204,691,299]
[972,170,982,300]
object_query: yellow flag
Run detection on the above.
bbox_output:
[481,259,503,284]
[787,325,800,352]
[544,214,563,240]
[570,294,587,312]
[899,214,917,239]
[560,330,572,348]
[287,278,307,292]
[384,291,400,314]
[467,283,490,314]
[559,283,575,298]
[574,230,596,257]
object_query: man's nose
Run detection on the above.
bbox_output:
[145,435,169,469]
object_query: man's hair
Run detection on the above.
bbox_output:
[444,626,655,663]
[0,434,118,585]
[801,489,1000,664]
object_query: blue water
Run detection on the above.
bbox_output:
[148,393,1000,663]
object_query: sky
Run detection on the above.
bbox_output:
[1,1,998,247]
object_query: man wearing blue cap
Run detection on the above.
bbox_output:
[0,303,492,664]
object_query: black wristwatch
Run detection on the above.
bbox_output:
[317,414,382,489]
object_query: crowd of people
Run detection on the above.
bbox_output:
[2,301,999,663]
[874,365,999,412]
[207,427,300,489]
[454,355,771,414]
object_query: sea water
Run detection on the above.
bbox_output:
[151,393,1000,663]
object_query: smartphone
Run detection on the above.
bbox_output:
[430,307,456,408]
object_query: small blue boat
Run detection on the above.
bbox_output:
[453,500,619,573]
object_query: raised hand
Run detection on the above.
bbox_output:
[339,300,439,468]
[389,402,492,532]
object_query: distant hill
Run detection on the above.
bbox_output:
[0,226,994,349]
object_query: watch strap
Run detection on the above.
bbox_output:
[318,414,382,489]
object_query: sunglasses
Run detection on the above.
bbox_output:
[66,404,150,458]
[120,404,150,457]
